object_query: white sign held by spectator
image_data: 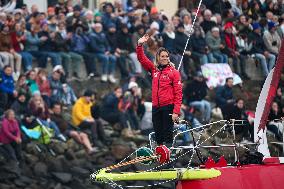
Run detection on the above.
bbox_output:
[201,63,242,88]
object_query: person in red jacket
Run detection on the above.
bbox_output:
[0,109,22,162]
[136,33,182,147]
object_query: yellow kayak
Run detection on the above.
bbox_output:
[93,168,221,182]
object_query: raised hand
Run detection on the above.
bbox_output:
[137,34,150,45]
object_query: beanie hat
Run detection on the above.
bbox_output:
[94,11,102,17]
[150,21,160,30]
[211,27,219,32]
[268,21,276,30]
[128,81,138,89]
[73,4,82,12]
[224,22,234,30]
[252,22,260,30]
[150,7,158,14]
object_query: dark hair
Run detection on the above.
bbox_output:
[222,9,230,18]
[51,101,62,109]
[102,2,114,12]
[135,24,144,32]
[236,98,244,103]
[37,68,47,76]
[18,74,26,80]
[26,69,36,77]
[32,11,40,18]
[83,89,94,97]
[114,86,121,92]
[259,18,268,27]
[238,14,247,21]
[3,65,12,71]
[225,77,233,83]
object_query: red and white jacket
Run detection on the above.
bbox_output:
[136,45,182,115]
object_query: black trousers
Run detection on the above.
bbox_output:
[152,105,174,146]
[2,142,22,162]
[101,111,129,129]
[78,120,105,142]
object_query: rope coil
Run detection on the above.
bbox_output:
[105,156,158,171]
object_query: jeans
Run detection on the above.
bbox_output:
[129,52,142,74]
[27,51,46,67]
[39,119,61,137]
[127,109,140,130]
[190,100,211,122]
[254,53,276,77]
[117,55,130,78]
[76,51,96,74]
[170,54,188,80]
[69,52,84,75]
[176,124,191,144]
[19,51,33,71]
[59,52,72,75]
[176,118,201,144]
[232,54,247,76]
[59,52,84,76]
[40,52,62,68]
[212,52,228,63]
[95,53,116,75]
[192,52,215,64]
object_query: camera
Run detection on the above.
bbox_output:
[272,41,277,46]
[75,26,83,35]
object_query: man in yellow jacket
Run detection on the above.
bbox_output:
[72,89,104,146]
[72,89,94,127]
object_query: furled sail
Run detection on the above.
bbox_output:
[254,39,284,156]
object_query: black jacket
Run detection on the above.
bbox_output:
[215,85,234,108]
[184,80,208,103]
[248,32,266,54]
[11,100,27,120]
[226,104,248,120]
[173,31,191,54]
[190,35,207,54]
[54,32,70,52]
[200,20,217,34]
[106,32,118,54]
[117,31,134,53]
[101,93,120,114]
[161,32,175,53]
[38,31,56,51]
[89,31,110,53]
[268,110,283,121]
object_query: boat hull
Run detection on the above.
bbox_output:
[178,164,284,189]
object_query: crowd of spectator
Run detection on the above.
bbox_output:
[0,0,283,165]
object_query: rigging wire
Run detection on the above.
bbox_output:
[177,0,204,71]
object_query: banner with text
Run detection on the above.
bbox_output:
[201,64,242,88]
